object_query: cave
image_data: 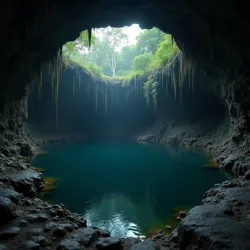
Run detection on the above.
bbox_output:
[1,1,250,249]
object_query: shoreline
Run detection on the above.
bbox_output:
[1,129,250,249]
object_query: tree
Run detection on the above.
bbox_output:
[99,27,128,76]
[136,27,165,55]
[86,62,103,76]
[118,45,137,71]
[62,30,96,62]
[132,52,154,72]
[84,28,128,76]
[155,34,179,65]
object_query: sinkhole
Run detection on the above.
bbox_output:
[28,24,229,238]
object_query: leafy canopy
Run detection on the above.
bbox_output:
[132,52,154,72]
[62,26,179,79]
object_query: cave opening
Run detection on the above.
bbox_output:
[27,24,228,239]
[2,0,250,248]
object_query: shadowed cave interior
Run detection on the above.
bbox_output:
[1,1,250,249]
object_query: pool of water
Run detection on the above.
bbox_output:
[31,141,227,238]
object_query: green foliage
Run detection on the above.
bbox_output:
[62,27,179,82]
[143,78,159,110]
[86,62,103,76]
[136,27,165,54]
[155,35,179,66]
[132,52,154,72]
[62,30,96,64]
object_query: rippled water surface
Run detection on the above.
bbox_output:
[31,141,227,237]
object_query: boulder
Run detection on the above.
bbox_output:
[244,169,250,180]
[130,240,160,250]
[26,228,42,239]
[57,239,82,250]
[95,237,122,249]
[0,170,44,197]
[221,154,238,170]
[53,227,67,237]
[0,188,20,203]
[18,241,40,250]
[31,236,51,247]
[20,143,33,157]
[0,226,20,240]
[0,197,16,225]
[178,204,250,249]
[72,227,98,246]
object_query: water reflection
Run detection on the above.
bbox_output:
[32,142,227,237]
[82,193,145,238]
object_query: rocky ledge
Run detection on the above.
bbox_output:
[2,175,250,249]
[0,186,179,250]
[179,177,250,249]
[137,120,250,177]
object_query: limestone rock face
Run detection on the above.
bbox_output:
[178,204,250,249]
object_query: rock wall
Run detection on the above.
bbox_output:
[1,0,250,249]
[138,63,250,176]
[27,63,155,141]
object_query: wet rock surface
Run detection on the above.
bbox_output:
[95,237,122,249]
[0,189,178,250]
[57,239,82,250]
[0,170,44,197]
[130,240,160,250]
[0,197,16,225]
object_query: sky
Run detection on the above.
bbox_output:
[123,24,143,45]
[77,24,143,54]
[94,24,143,51]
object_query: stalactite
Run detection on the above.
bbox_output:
[134,75,137,95]
[87,82,90,100]
[188,58,191,91]
[78,73,81,88]
[38,66,43,100]
[73,76,75,100]
[115,91,119,106]
[161,67,164,87]
[105,86,108,119]
[95,83,99,113]
[53,49,62,128]
[190,57,196,91]
[165,71,168,95]
[110,87,114,107]
[172,62,177,100]
[210,44,214,68]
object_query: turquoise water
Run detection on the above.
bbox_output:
[31,142,227,238]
